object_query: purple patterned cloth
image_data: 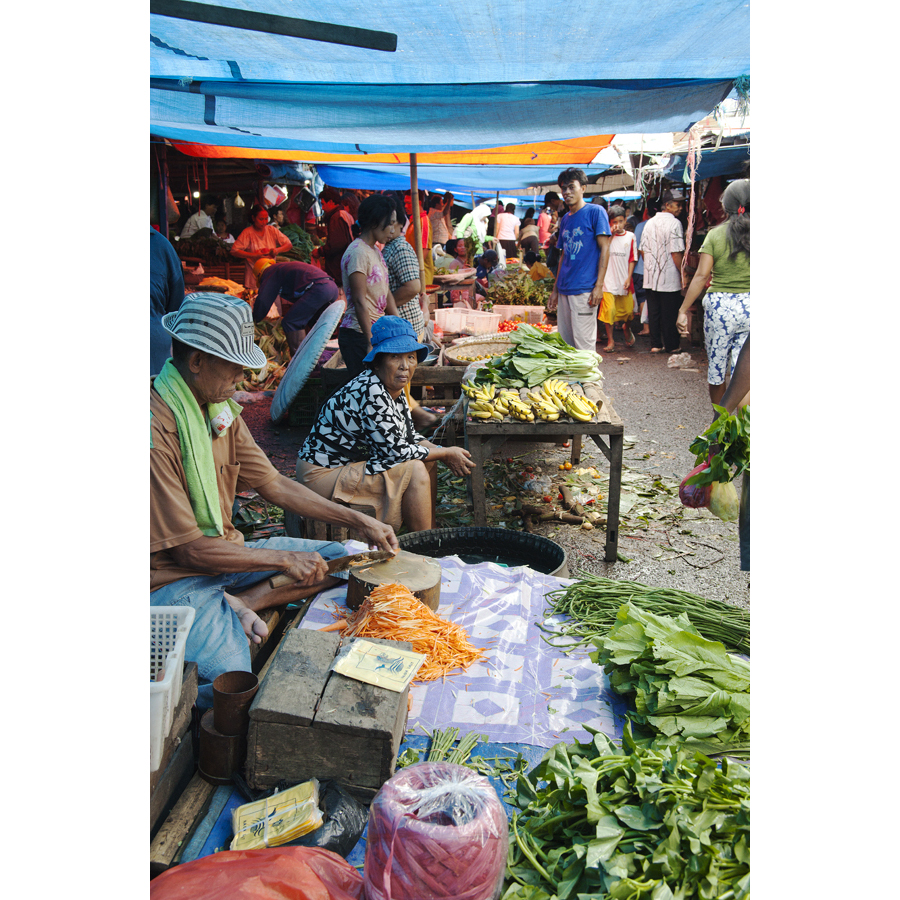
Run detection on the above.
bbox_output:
[298,542,627,749]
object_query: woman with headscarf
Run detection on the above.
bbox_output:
[454,203,491,257]
[677,179,750,408]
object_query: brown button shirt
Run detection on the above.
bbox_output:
[150,381,280,591]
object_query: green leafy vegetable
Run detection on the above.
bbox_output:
[688,405,750,486]
[474,324,603,388]
[502,725,750,900]
[589,604,750,758]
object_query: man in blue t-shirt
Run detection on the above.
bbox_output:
[547,168,611,351]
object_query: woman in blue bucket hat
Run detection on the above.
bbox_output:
[297,316,475,532]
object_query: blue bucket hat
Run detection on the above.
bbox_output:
[363,316,429,364]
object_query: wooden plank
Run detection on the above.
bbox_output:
[245,721,386,790]
[151,662,198,794]
[150,730,195,838]
[150,770,216,879]
[249,628,340,726]
[315,637,412,739]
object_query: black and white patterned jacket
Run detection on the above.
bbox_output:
[299,369,428,475]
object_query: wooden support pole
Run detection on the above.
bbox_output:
[409,153,427,289]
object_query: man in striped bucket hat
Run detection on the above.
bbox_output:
[150,292,398,710]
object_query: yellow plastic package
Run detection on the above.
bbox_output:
[709,480,740,523]
[230,779,323,851]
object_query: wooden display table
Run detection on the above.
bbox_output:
[463,386,625,562]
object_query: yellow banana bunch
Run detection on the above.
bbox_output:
[563,393,595,422]
[525,391,561,421]
[462,382,496,402]
[507,397,535,422]
[468,398,504,420]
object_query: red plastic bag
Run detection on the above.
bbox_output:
[150,846,364,900]
[679,461,712,508]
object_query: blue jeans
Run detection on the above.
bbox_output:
[150,537,348,708]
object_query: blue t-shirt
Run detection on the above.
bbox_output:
[555,204,611,295]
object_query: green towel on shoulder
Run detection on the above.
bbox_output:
[152,359,243,537]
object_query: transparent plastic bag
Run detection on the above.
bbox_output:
[521,474,552,496]
[363,762,509,900]
[709,480,740,522]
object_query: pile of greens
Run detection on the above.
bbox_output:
[589,604,750,758]
[502,725,750,900]
[473,324,603,388]
[484,268,550,307]
[277,223,317,263]
[687,405,750,487]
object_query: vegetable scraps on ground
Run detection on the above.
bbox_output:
[541,575,750,655]
[589,603,750,759]
[502,724,750,900]
[473,324,603,388]
[337,582,488,682]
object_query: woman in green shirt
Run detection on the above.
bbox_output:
[678,179,750,407]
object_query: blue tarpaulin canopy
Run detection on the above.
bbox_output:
[311,163,611,193]
[663,143,751,182]
[149,1,749,154]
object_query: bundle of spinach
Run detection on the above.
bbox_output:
[502,724,750,900]
[589,604,749,759]
[687,405,749,486]
[473,324,603,388]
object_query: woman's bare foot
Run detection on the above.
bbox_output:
[224,592,270,645]
[638,327,650,335]
[603,343,616,353]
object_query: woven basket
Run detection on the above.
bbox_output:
[444,334,513,366]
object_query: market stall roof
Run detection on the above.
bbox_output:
[167,135,616,166]
[309,162,611,193]
[149,1,749,154]
[662,143,751,181]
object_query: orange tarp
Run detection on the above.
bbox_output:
[169,134,614,165]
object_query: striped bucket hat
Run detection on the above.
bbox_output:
[162,292,267,370]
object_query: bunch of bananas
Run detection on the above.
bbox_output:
[462,379,599,423]
[540,379,599,422]
[463,382,503,420]
[524,389,562,421]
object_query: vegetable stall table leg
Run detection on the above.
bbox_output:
[463,388,624,561]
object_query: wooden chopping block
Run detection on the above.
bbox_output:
[346,549,441,612]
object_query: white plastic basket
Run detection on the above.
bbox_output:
[460,310,501,335]
[150,606,195,772]
[434,307,466,333]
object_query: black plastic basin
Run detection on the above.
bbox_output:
[398,527,568,578]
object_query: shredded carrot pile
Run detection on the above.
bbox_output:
[342,583,487,682]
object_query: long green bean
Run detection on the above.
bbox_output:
[541,574,750,654]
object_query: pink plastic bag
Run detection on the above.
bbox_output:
[679,461,712,508]
[150,846,364,900]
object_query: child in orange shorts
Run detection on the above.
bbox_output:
[598,205,636,352]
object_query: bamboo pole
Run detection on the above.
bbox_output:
[410,153,427,288]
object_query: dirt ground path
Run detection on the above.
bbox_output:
[240,331,748,611]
